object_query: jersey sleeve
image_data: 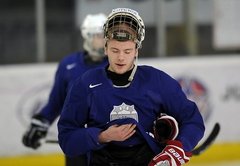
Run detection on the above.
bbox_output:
[157,71,205,152]
[57,77,105,157]
[38,59,68,123]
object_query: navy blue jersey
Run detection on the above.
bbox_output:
[58,65,205,157]
[39,52,108,123]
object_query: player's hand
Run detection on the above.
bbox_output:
[98,124,136,143]
[22,114,50,149]
[148,140,192,166]
[153,114,179,143]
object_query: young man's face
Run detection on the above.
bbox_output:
[88,33,105,61]
[91,33,105,51]
[105,39,138,74]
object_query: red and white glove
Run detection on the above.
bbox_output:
[153,114,179,143]
[148,140,192,166]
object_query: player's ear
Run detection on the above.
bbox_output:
[135,49,138,58]
[104,42,108,55]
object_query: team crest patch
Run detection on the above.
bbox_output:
[110,103,138,122]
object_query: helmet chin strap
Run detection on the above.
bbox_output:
[128,56,138,82]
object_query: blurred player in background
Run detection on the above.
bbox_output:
[22,13,108,166]
[58,8,205,166]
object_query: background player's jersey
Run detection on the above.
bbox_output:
[39,52,108,123]
[58,65,205,156]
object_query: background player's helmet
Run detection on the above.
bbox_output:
[81,13,107,59]
[103,8,145,48]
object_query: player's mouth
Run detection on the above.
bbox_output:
[114,63,127,73]
[115,63,125,67]
[116,63,125,66]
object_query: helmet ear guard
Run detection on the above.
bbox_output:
[103,8,145,49]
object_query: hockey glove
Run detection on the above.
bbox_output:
[148,140,192,166]
[22,114,50,149]
[153,114,179,143]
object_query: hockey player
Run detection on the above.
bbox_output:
[22,13,108,166]
[58,8,205,166]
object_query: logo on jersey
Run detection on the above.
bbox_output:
[66,63,76,70]
[89,83,102,88]
[110,102,138,122]
[176,76,212,122]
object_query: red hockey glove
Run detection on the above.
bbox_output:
[153,114,179,143]
[148,140,192,166]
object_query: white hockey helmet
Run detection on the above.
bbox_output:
[103,8,145,48]
[81,13,107,58]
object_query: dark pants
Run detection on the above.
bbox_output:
[90,144,154,166]
[65,155,87,166]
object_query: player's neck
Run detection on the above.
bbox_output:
[106,66,133,86]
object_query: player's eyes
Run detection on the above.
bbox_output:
[110,48,132,55]
[111,49,119,53]
[124,50,131,54]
